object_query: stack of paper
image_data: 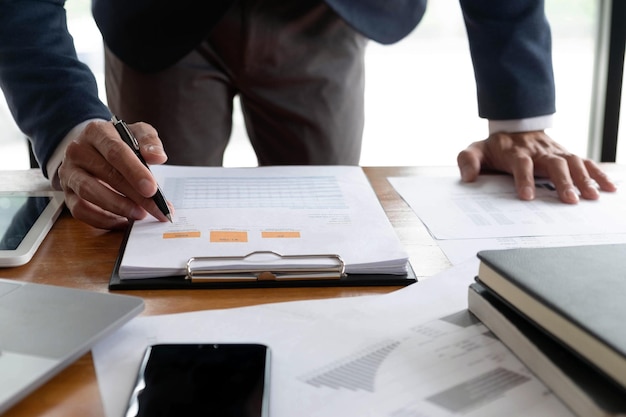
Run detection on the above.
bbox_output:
[94,261,580,417]
[119,166,408,279]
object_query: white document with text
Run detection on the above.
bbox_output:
[389,174,626,264]
[119,165,408,278]
[93,261,574,417]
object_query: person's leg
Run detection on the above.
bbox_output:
[106,0,367,166]
[206,0,368,165]
[104,45,235,166]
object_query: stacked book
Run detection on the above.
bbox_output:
[468,244,626,417]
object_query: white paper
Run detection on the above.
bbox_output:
[388,175,626,240]
[389,174,626,264]
[93,261,574,417]
[438,233,626,265]
[120,166,408,278]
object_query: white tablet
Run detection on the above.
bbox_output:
[0,191,65,267]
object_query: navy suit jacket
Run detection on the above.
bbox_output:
[0,0,554,176]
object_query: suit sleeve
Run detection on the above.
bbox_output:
[0,0,111,177]
[459,0,555,121]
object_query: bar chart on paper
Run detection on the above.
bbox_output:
[165,176,347,210]
[303,340,402,392]
[297,310,552,417]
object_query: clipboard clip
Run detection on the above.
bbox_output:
[186,251,346,282]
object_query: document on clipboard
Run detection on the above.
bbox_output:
[110,165,413,289]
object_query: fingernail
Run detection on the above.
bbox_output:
[520,186,534,200]
[146,144,165,156]
[460,165,471,181]
[564,187,579,203]
[587,186,600,199]
[138,178,155,196]
[130,206,145,220]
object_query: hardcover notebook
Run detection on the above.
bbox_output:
[0,278,144,413]
[476,244,626,391]
[109,165,415,290]
[468,282,626,417]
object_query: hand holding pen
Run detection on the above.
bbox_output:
[57,118,172,229]
[112,116,173,222]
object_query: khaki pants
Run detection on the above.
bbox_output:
[105,0,367,166]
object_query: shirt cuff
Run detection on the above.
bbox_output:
[46,119,106,190]
[488,115,554,135]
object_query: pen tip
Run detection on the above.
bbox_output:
[166,214,173,223]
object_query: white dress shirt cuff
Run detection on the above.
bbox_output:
[488,114,554,134]
[46,119,106,190]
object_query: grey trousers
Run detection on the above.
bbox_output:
[105,0,367,166]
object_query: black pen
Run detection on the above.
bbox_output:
[111,115,173,222]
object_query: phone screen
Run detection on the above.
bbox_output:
[125,344,270,417]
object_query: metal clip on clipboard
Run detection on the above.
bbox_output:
[186,251,346,283]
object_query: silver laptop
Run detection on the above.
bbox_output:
[0,278,144,413]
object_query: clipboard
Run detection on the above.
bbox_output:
[108,226,417,290]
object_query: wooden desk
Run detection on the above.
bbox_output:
[0,166,452,417]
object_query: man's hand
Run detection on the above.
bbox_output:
[456,130,617,203]
[58,120,170,229]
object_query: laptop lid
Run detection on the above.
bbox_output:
[0,278,144,413]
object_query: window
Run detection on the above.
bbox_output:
[0,0,608,170]
[360,0,599,166]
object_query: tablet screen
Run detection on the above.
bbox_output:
[0,196,52,250]
[0,193,64,267]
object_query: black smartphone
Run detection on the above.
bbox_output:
[124,343,270,417]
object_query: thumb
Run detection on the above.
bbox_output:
[456,143,483,183]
